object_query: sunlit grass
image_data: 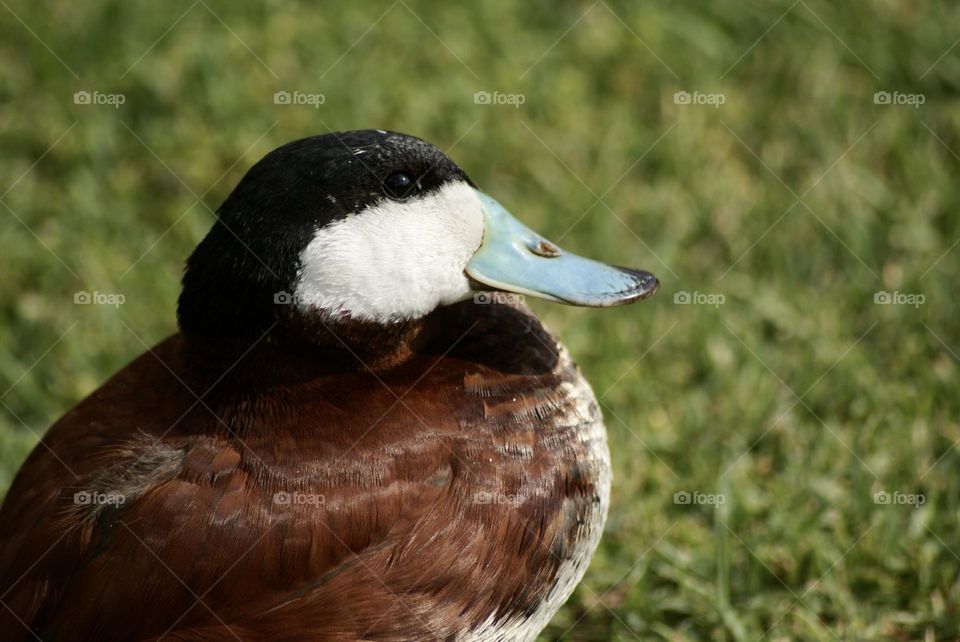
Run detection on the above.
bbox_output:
[1,1,959,639]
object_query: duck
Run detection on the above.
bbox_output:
[0,129,658,642]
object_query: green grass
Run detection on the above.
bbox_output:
[2,1,959,639]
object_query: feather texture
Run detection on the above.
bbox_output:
[0,301,609,641]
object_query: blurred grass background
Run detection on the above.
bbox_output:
[1,0,959,639]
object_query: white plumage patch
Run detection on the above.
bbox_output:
[294,180,484,322]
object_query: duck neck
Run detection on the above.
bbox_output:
[279,310,425,371]
[180,312,427,382]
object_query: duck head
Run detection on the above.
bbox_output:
[178,130,658,350]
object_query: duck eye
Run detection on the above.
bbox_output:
[383,171,415,199]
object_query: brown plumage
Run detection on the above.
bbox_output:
[0,302,608,641]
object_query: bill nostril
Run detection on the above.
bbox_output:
[528,239,562,258]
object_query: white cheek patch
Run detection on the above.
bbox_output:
[294,180,485,323]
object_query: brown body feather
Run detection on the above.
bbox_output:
[0,301,609,641]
